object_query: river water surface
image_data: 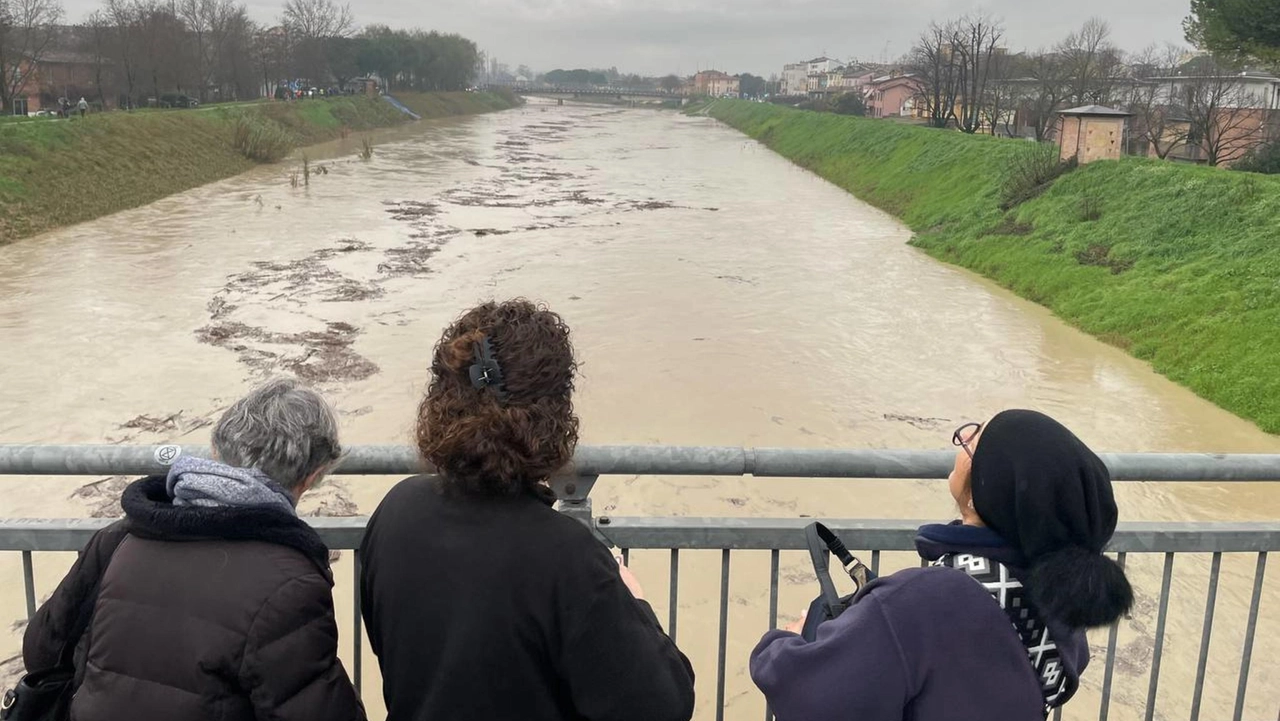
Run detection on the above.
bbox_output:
[1,100,1276,719]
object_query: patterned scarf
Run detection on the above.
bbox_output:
[933,552,1067,715]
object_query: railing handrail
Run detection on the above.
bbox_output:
[2,517,1277,552]
[4,444,1280,480]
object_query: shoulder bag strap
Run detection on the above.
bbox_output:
[805,522,871,598]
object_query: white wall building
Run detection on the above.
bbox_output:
[1148,71,1280,110]
[806,56,841,74]
[780,63,808,96]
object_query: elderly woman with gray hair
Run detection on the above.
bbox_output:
[22,378,365,721]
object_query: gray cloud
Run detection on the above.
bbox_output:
[61,0,1193,76]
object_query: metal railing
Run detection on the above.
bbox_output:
[2,444,1278,721]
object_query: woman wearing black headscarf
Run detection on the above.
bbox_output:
[751,409,1134,721]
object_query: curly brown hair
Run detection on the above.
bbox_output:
[416,299,579,496]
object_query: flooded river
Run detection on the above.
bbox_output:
[1,99,1277,719]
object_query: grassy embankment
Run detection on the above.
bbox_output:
[0,91,518,243]
[702,101,1280,433]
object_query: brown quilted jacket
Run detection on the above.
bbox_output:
[23,475,365,721]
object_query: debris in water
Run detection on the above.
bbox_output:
[384,200,440,221]
[320,280,385,303]
[196,320,380,385]
[119,412,180,432]
[619,200,683,211]
[71,476,131,517]
[377,232,456,277]
[882,413,952,431]
[207,295,238,320]
[220,241,383,306]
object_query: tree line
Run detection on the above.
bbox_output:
[0,0,480,111]
[904,7,1279,166]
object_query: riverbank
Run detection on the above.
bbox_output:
[0,91,518,242]
[702,101,1280,434]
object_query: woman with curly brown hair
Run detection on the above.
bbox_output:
[359,299,695,721]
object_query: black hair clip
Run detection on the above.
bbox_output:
[469,336,510,403]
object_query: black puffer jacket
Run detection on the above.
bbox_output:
[23,476,365,721]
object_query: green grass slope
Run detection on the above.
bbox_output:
[704,101,1280,433]
[0,91,517,243]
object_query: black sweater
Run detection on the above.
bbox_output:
[359,476,696,721]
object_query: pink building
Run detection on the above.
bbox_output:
[866,74,922,118]
[693,70,740,97]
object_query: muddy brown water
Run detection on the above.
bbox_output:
[1,99,1277,720]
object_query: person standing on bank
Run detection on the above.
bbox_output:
[22,378,365,721]
[360,299,695,721]
[751,410,1134,721]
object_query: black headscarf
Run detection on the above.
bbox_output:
[971,409,1133,628]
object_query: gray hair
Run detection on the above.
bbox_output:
[211,378,342,491]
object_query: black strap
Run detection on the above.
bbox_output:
[804,522,870,603]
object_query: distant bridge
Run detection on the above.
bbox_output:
[489,85,680,101]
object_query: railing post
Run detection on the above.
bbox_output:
[551,475,599,537]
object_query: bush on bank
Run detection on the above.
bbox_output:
[0,92,517,243]
[703,101,1280,434]
[230,112,297,163]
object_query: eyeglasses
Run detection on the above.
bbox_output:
[952,422,983,458]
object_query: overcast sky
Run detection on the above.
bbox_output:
[62,0,1195,77]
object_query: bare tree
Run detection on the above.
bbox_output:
[1025,50,1070,140]
[911,20,963,128]
[952,13,1004,134]
[980,50,1020,136]
[105,0,140,104]
[215,8,256,99]
[1058,18,1126,105]
[1180,58,1269,165]
[1125,44,1188,159]
[282,0,351,82]
[179,0,246,101]
[81,9,112,104]
[282,0,351,39]
[251,24,287,97]
[132,0,186,103]
[176,0,207,98]
[0,0,64,113]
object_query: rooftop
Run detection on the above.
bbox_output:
[1147,72,1280,83]
[870,73,918,85]
[1059,104,1133,116]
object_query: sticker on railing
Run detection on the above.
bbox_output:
[154,445,182,466]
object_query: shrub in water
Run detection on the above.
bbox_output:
[230,112,295,163]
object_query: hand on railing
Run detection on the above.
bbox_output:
[616,556,646,600]
[783,609,807,635]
